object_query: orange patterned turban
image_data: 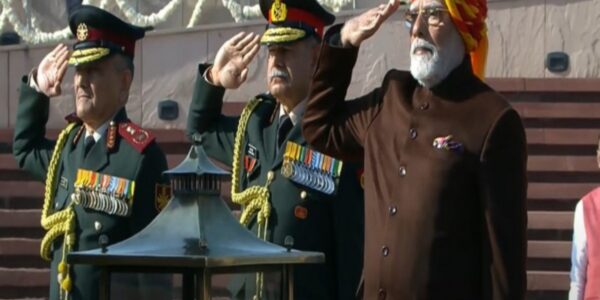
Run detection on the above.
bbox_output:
[411,0,488,79]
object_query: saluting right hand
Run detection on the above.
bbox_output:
[340,0,403,47]
[36,43,70,98]
[210,32,261,89]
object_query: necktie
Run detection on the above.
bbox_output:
[277,115,293,148]
[84,136,95,158]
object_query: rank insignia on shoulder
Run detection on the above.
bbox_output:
[155,183,172,212]
[71,169,135,217]
[281,141,343,195]
[432,135,464,154]
[118,121,156,153]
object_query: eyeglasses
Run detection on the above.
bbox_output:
[403,7,449,28]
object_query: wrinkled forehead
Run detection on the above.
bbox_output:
[409,0,445,10]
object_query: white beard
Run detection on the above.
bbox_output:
[409,33,465,88]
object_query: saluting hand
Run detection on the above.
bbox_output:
[36,43,70,98]
[210,32,261,89]
[341,0,403,47]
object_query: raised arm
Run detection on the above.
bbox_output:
[303,1,402,162]
[186,32,260,166]
[13,44,70,181]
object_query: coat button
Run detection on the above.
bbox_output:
[409,128,417,139]
[267,171,275,182]
[94,221,103,232]
[55,202,60,209]
[398,166,407,176]
[300,191,308,200]
[382,245,389,257]
[378,288,387,299]
[419,102,429,110]
[389,206,397,216]
[99,234,110,253]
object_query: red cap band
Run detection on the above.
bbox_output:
[269,8,325,38]
[86,28,136,57]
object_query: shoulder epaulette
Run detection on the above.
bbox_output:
[64,113,82,124]
[256,92,275,102]
[252,92,278,123]
[118,121,156,153]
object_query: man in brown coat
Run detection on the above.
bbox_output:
[302,0,527,299]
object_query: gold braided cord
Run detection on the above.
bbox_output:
[39,122,78,298]
[230,97,274,300]
[230,97,274,229]
[260,27,306,44]
[68,48,110,66]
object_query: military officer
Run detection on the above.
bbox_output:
[12,5,170,300]
[186,0,364,299]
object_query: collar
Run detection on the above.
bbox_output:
[278,100,307,126]
[84,121,109,142]
[427,56,487,101]
[83,108,127,142]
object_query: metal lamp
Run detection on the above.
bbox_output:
[68,142,324,299]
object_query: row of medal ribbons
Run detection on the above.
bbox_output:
[70,169,135,217]
[281,142,343,195]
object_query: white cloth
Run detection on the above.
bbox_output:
[569,200,588,300]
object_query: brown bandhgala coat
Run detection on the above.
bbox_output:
[302,26,528,300]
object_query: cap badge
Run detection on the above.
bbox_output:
[270,0,287,22]
[76,23,88,41]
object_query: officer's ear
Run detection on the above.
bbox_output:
[114,55,133,104]
[116,69,132,105]
[119,70,132,104]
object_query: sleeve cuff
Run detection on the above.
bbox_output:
[325,24,357,49]
[28,69,43,93]
[202,65,219,87]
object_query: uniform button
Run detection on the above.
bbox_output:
[378,288,386,299]
[94,221,103,232]
[389,206,397,216]
[99,234,110,253]
[300,190,308,200]
[419,102,429,110]
[409,128,417,139]
[55,202,60,209]
[382,245,389,257]
[398,166,407,176]
[267,171,275,182]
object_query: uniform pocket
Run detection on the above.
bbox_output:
[53,181,71,211]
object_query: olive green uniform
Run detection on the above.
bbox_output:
[187,64,364,300]
[13,78,169,300]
